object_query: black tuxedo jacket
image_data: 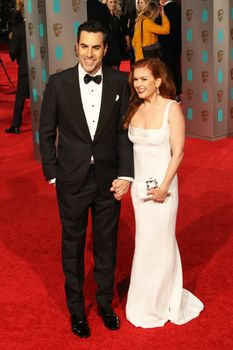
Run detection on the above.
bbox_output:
[39,65,134,196]
[9,21,28,75]
[124,0,137,38]
[157,2,181,52]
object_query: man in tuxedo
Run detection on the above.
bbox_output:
[123,0,138,64]
[5,0,29,134]
[158,0,182,101]
[39,20,133,338]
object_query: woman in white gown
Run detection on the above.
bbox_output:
[124,58,204,328]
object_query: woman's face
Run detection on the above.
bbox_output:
[138,0,146,11]
[133,67,159,100]
[107,0,117,12]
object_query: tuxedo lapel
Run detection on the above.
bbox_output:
[63,66,92,141]
[93,68,118,143]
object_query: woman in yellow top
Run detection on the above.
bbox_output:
[132,2,170,61]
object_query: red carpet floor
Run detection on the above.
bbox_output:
[0,47,233,349]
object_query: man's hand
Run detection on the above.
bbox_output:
[110,179,131,201]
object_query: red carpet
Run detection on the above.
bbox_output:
[0,47,233,350]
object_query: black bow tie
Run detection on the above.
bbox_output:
[84,74,102,84]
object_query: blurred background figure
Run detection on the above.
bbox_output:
[105,0,130,68]
[87,0,128,68]
[123,0,138,64]
[132,1,169,62]
[157,0,182,102]
[5,0,30,134]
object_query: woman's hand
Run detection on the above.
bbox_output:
[147,187,169,203]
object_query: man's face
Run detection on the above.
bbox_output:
[201,30,208,43]
[76,31,107,75]
[53,23,62,37]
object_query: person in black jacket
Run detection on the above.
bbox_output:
[5,0,29,134]
[157,0,182,101]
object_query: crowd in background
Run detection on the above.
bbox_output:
[88,0,182,101]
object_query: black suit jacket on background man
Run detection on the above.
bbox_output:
[39,64,133,195]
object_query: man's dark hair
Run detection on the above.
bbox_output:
[77,20,108,47]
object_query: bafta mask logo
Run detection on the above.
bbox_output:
[40,46,46,60]
[33,109,39,123]
[201,71,209,83]
[186,9,193,22]
[201,30,209,43]
[38,0,43,14]
[202,110,209,122]
[231,107,233,119]
[217,90,223,103]
[28,22,34,36]
[31,66,36,80]
[217,9,224,22]
[217,50,224,63]
[72,0,81,12]
[186,49,193,62]
[187,89,194,101]
[53,22,63,37]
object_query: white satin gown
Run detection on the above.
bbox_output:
[126,100,204,328]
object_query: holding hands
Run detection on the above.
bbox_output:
[110,179,131,201]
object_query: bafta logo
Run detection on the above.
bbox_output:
[217,50,224,63]
[187,89,194,101]
[217,90,223,103]
[186,49,193,62]
[186,9,193,22]
[201,71,209,83]
[72,0,81,12]
[202,110,209,122]
[217,9,224,22]
[201,30,209,43]
[53,23,63,37]
[31,66,36,80]
[28,22,34,36]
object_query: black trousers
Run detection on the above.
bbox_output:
[161,50,182,95]
[12,73,30,128]
[56,165,121,315]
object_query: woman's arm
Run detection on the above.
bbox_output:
[146,14,170,35]
[149,102,185,202]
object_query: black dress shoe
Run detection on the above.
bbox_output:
[5,126,20,134]
[71,314,90,338]
[99,308,120,330]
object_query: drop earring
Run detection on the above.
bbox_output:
[155,86,160,96]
